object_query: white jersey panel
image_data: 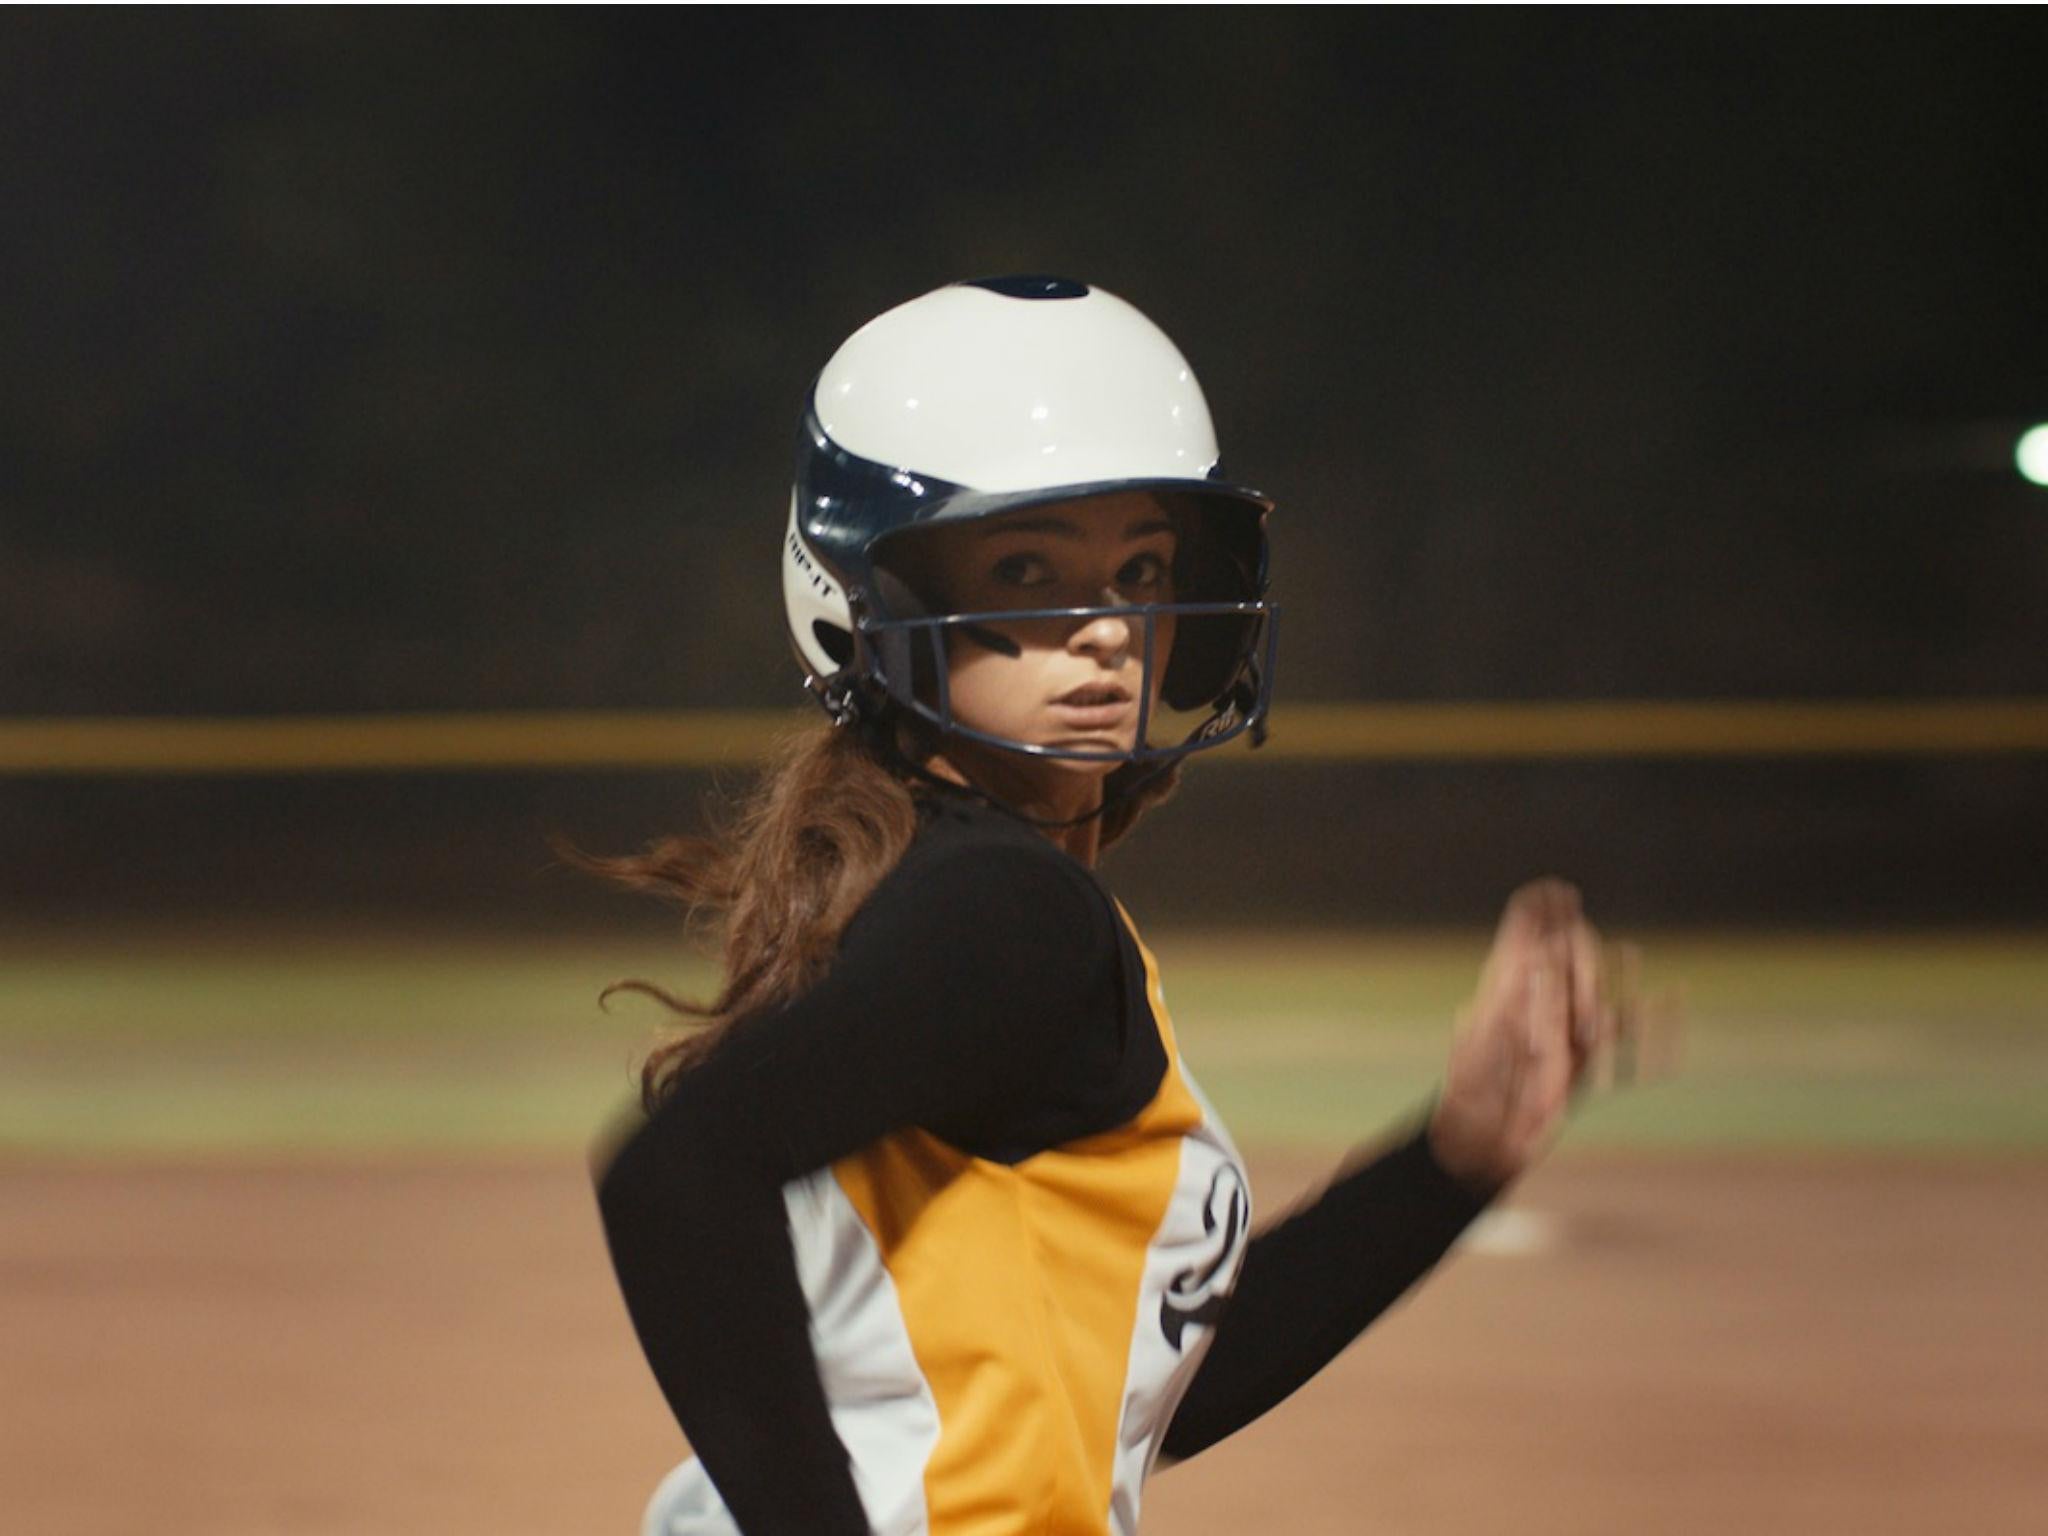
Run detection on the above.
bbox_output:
[642,1166,939,1536]
[1106,1058,1252,1536]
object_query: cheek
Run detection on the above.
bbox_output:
[940,637,1041,728]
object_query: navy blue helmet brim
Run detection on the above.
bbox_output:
[870,476,1273,541]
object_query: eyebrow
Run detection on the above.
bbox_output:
[978,515,1175,541]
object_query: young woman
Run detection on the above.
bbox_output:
[592,277,1625,1536]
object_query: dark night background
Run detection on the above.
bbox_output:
[3,9,2045,928]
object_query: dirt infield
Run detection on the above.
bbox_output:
[4,1149,2042,1536]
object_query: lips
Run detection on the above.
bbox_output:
[1053,682,1132,706]
[1050,681,1135,732]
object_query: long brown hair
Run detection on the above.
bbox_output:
[572,721,1179,1108]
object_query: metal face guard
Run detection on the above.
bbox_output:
[857,598,1279,764]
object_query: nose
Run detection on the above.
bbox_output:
[1067,592,1134,664]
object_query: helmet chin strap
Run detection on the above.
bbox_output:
[858,712,1174,831]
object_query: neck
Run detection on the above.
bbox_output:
[921,744,1106,868]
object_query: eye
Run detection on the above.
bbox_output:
[992,551,1056,586]
[1116,551,1172,590]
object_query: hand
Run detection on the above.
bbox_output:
[1428,878,1637,1194]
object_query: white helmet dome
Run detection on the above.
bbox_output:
[817,277,1223,492]
[782,275,1277,762]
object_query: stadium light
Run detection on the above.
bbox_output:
[2018,424,2048,487]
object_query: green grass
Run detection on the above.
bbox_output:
[1152,929,2048,1152]
[1,924,2043,1156]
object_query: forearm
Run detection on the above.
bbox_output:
[1160,1110,1495,1463]
[598,1125,869,1536]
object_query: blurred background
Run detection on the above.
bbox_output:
[4,8,2044,927]
[3,11,2044,1535]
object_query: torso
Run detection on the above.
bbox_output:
[645,894,1250,1536]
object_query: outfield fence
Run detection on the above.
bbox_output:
[3,698,2047,774]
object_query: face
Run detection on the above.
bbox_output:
[883,491,1180,769]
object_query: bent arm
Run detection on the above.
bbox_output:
[1160,1107,1495,1464]
[594,837,1116,1533]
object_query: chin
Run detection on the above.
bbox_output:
[1034,737,1136,772]
[1048,752,1125,776]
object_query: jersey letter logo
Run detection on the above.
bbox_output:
[1159,1163,1248,1351]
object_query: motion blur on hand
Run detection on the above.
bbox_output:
[1428,879,1673,1194]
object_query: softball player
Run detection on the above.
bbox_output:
[593,277,1624,1536]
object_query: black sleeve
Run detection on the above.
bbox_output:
[1159,1105,1497,1464]
[592,835,1118,1536]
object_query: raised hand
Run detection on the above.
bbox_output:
[1426,878,1658,1194]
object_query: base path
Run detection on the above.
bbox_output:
[3,1150,2042,1536]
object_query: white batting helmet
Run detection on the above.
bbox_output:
[782,275,1277,762]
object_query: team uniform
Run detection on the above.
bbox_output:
[597,789,1495,1536]
[595,275,1493,1533]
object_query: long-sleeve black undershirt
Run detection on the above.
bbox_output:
[594,791,1495,1533]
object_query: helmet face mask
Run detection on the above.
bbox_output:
[857,598,1277,764]
[856,491,1273,763]
[781,277,1277,764]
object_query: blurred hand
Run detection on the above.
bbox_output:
[1427,878,1661,1194]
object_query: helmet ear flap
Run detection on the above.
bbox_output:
[1159,497,1267,710]
[783,496,859,687]
[1161,614,1257,711]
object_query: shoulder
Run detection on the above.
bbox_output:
[900,788,1076,864]
[863,792,1113,938]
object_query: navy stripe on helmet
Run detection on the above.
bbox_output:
[796,400,967,565]
[958,275,1090,300]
